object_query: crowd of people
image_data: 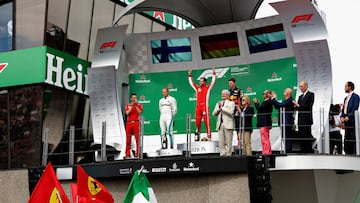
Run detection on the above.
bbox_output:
[123,68,359,158]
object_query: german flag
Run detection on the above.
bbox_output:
[246,23,287,54]
[199,32,240,60]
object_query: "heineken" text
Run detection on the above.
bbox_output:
[45,53,88,94]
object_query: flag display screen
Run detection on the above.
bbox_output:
[199,32,240,59]
[151,37,192,64]
[246,23,287,54]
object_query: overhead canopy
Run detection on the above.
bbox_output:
[113,0,264,27]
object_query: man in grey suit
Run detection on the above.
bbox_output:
[213,90,235,156]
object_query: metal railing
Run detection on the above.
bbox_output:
[38,108,360,167]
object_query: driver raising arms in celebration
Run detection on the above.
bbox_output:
[188,68,216,141]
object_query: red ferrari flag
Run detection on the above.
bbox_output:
[77,165,114,203]
[28,162,70,203]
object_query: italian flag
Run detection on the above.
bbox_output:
[123,170,158,203]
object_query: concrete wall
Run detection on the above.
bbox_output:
[61,173,250,203]
[271,170,318,203]
[271,170,360,203]
[0,169,29,203]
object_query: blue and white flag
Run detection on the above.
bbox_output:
[151,37,192,64]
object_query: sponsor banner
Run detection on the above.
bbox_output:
[91,25,128,69]
[115,0,194,30]
[129,57,297,135]
[45,47,90,94]
[270,0,328,43]
[0,46,45,88]
[80,156,249,178]
[0,46,91,94]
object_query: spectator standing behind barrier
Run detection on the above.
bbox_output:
[228,78,244,146]
[239,96,254,155]
[125,93,143,158]
[329,104,343,155]
[340,81,360,155]
[253,90,273,155]
[271,88,295,153]
[212,90,235,156]
[293,80,315,153]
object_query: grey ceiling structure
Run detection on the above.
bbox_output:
[113,0,264,27]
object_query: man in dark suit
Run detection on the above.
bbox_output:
[340,81,360,155]
[293,81,315,153]
[271,88,295,153]
[253,90,273,155]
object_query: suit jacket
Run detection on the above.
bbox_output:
[241,106,254,132]
[296,91,314,125]
[213,100,235,130]
[271,97,295,126]
[341,92,360,124]
[255,99,273,128]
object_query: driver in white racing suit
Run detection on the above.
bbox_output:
[159,88,177,149]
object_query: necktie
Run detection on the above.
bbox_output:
[220,101,225,124]
[344,95,350,114]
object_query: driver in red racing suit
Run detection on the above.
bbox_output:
[188,68,216,141]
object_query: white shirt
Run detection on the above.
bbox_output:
[329,114,341,132]
[159,96,177,116]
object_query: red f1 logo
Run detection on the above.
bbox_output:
[0,63,8,74]
[100,41,117,50]
[291,13,314,23]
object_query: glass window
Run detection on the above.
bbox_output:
[0,1,13,52]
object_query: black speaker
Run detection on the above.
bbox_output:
[28,167,45,194]
[247,155,273,203]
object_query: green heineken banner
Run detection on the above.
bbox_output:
[129,57,297,136]
[0,46,46,88]
[117,0,194,30]
[0,46,90,94]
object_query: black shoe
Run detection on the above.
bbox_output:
[162,135,168,149]
[194,132,200,141]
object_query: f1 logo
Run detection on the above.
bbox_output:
[197,68,229,80]
[99,41,117,50]
[291,13,314,23]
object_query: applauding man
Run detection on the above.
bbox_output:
[125,93,143,158]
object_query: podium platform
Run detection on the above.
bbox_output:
[177,141,219,154]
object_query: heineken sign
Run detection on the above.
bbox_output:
[117,0,194,30]
[45,50,89,94]
[0,46,91,94]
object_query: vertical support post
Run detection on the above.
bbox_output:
[319,108,324,154]
[355,110,360,155]
[324,111,330,154]
[186,113,192,157]
[280,107,286,154]
[69,125,75,165]
[240,111,245,155]
[139,115,144,159]
[42,128,49,167]
[101,121,107,162]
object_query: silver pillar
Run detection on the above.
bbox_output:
[42,128,49,167]
[101,121,107,162]
[355,110,360,155]
[69,125,75,165]
[186,113,192,157]
[139,115,144,159]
